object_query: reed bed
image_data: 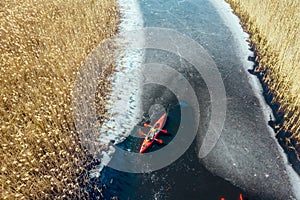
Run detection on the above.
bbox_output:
[225,1,300,156]
[0,0,119,199]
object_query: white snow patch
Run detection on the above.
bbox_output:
[89,0,144,178]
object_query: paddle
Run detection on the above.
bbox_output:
[154,138,163,144]
[143,123,151,127]
[139,131,146,136]
[139,130,163,144]
[160,129,168,134]
[143,123,168,133]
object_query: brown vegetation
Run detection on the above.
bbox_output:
[225,1,300,156]
[0,0,119,199]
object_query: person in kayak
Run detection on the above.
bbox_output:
[146,127,157,141]
[139,113,167,153]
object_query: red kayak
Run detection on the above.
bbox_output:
[139,112,168,153]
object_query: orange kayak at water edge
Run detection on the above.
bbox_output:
[139,112,168,153]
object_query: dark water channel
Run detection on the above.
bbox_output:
[97,0,264,199]
[100,103,252,200]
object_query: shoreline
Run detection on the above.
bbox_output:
[224,0,300,175]
[0,0,120,199]
[249,56,300,175]
[210,0,300,198]
[90,0,144,178]
[224,0,300,173]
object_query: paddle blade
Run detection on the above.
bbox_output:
[156,139,163,144]
[143,123,150,127]
[139,131,146,136]
[160,129,168,134]
[239,194,243,200]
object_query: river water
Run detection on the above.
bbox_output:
[97,0,256,199]
[100,106,250,200]
[92,0,300,199]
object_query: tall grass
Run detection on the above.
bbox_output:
[0,0,119,199]
[225,1,300,154]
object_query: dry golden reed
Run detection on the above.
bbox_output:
[225,1,300,153]
[0,0,119,199]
